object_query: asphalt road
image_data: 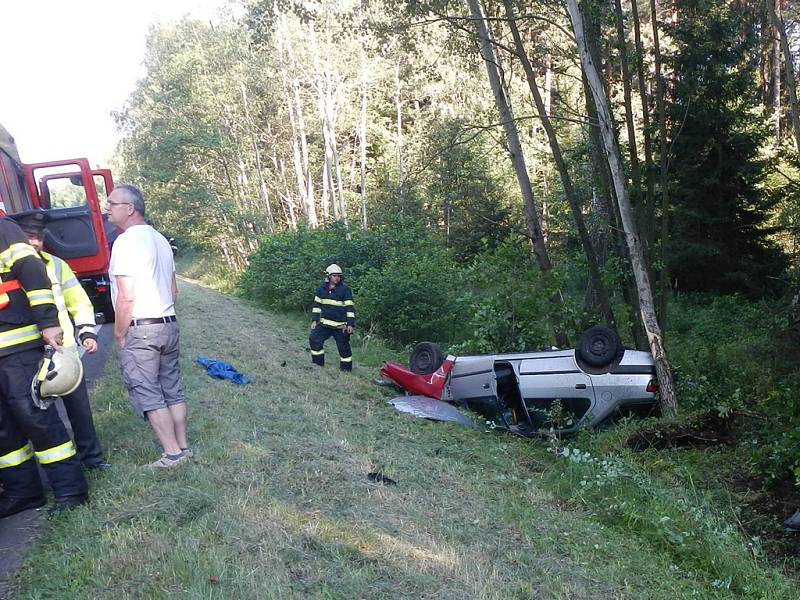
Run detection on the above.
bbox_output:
[0,324,114,599]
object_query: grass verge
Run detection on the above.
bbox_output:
[8,277,797,599]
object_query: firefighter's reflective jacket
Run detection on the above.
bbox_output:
[40,251,96,349]
[311,280,355,330]
[0,218,59,355]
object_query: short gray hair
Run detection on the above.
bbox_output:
[115,184,146,217]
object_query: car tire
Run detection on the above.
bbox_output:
[410,342,444,375]
[578,325,621,367]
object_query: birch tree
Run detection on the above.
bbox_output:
[465,0,551,271]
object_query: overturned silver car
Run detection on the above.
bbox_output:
[380,326,659,436]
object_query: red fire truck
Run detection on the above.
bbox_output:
[0,122,115,322]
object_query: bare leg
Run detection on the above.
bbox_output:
[145,408,181,455]
[167,402,188,449]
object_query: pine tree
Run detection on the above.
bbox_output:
[666,0,787,296]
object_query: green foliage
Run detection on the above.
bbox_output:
[241,220,461,344]
[453,236,575,354]
[240,222,597,351]
[545,443,791,595]
[420,120,513,259]
[668,292,800,483]
[666,0,788,296]
[355,244,459,344]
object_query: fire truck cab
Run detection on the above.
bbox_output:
[0,123,115,322]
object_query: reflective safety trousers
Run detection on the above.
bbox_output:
[0,348,86,499]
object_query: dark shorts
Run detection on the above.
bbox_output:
[118,321,186,418]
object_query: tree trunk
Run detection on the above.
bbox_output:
[503,0,615,328]
[612,0,641,204]
[395,61,405,208]
[768,0,800,150]
[321,156,331,223]
[630,0,657,243]
[772,12,781,144]
[466,0,551,271]
[240,82,275,233]
[567,0,678,418]
[359,41,369,228]
[580,15,647,350]
[651,0,671,329]
[328,88,348,230]
[267,122,296,230]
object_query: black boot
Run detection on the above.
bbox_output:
[0,495,46,519]
[49,494,88,516]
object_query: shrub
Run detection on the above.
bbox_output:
[453,236,578,354]
[240,219,460,344]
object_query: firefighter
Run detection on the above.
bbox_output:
[11,211,109,470]
[309,264,355,371]
[0,211,88,519]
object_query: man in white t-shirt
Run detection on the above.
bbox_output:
[107,184,190,468]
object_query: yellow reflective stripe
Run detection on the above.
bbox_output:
[0,242,38,268]
[319,298,346,306]
[25,288,55,307]
[0,324,41,349]
[310,349,325,355]
[61,276,81,291]
[0,444,34,468]
[346,312,355,318]
[340,356,353,362]
[313,296,322,303]
[62,281,95,330]
[36,353,52,383]
[344,300,354,306]
[35,441,76,465]
[312,307,322,313]
[319,318,345,328]
[49,252,63,282]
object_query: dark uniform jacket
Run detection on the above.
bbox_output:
[311,280,355,330]
[0,217,59,357]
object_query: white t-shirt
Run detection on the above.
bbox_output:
[109,224,176,319]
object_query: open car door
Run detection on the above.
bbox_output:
[21,159,114,321]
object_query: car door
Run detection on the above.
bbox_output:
[517,352,596,432]
[23,160,110,277]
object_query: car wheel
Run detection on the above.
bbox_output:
[578,326,621,367]
[410,342,444,375]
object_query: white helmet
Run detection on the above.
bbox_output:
[326,263,343,275]
[31,347,84,410]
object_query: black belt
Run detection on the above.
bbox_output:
[130,315,177,326]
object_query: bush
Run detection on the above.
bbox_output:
[240,219,460,345]
[354,245,459,345]
[453,236,579,354]
[668,293,800,483]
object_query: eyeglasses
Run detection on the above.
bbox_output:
[106,201,131,207]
